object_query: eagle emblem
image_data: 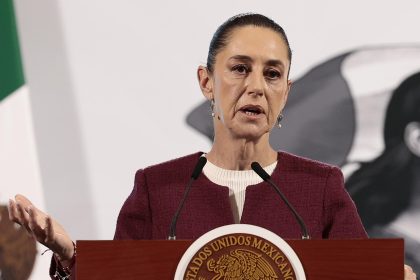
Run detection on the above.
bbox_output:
[206,249,278,280]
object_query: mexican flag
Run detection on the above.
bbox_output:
[0,0,49,279]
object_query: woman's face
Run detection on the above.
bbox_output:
[200,26,291,140]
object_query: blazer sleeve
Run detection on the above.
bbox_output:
[322,166,368,239]
[114,169,152,239]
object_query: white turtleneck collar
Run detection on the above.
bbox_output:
[202,156,277,223]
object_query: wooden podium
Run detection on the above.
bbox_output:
[76,239,403,279]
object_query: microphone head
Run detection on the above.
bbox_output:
[191,156,207,179]
[251,162,270,181]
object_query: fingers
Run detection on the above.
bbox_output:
[405,264,413,272]
[25,205,58,249]
[27,206,47,241]
[8,195,33,225]
[16,201,32,232]
[404,264,417,280]
[8,196,50,242]
[8,199,21,224]
[15,194,35,210]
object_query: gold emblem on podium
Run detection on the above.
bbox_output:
[175,224,305,280]
[183,233,296,280]
[207,249,277,280]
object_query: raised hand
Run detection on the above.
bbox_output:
[8,194,75,266]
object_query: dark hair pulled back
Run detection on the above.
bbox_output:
[206,13,292,74]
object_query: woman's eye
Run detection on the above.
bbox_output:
[232,65,249,74]
[265,69,281,80]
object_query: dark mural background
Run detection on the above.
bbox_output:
[187,46,420,271]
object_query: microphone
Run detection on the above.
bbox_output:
[251,162,310,240]
[168,156,207,240]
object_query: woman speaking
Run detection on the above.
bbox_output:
[8,13,416,280]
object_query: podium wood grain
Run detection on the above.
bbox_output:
[77,239,403,280]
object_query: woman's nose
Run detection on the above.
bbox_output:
[247,71,264,97]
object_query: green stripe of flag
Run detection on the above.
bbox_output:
[0,0,25,101]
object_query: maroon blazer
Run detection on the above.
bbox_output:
[114,151,367,240]
[50,151,367,279]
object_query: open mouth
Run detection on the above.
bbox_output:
[239,105,264,116]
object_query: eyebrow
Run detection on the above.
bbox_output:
[229,55,285,68]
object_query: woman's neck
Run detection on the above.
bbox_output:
[206,134,277,170]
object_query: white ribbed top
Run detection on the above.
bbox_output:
[203,159,277,223]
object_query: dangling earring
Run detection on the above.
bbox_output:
[210,99,215,117]
[277,113,284,128]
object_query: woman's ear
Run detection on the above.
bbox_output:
[197,66,213,100]
[404,121,420,157]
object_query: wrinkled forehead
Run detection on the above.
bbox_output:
[219,26,290,66]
